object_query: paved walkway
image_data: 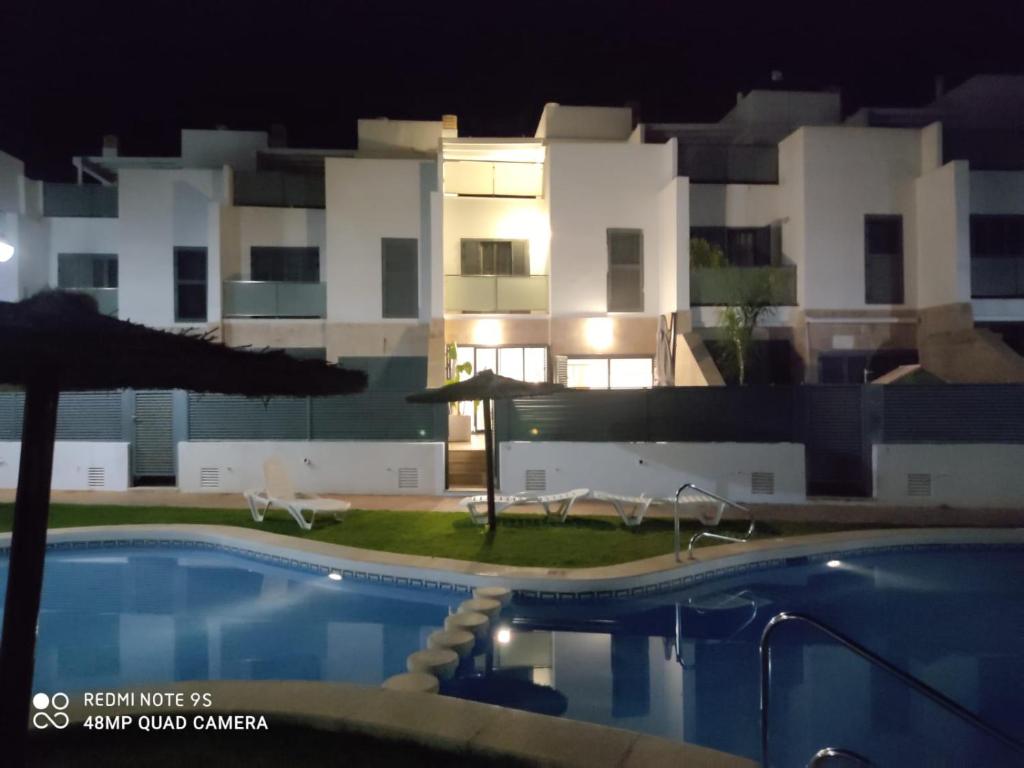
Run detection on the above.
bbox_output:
[2,488,1022,526]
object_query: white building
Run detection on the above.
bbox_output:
[1,76,1024,497]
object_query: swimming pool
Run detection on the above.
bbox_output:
[5,538,1024,766]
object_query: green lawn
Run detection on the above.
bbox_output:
[0,502,880,568]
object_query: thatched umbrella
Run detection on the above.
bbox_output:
[0,291,366,764]
[407,370,563,531]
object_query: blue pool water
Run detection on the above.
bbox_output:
[4,543,1023,766]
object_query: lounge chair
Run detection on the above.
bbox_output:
[460,488,590,525]
[588,490,674,528]
[244,457,351,531]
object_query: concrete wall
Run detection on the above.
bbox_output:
[0,151,24,213]
[546,141,676,316]
[117,168,224,327]
[656,176,688,313]
[220,206,326,280]
[442,195,549,278]
[178,441,445,494]
[914,162,970,308]
[0,441,130,491]
[357,119,442,155]
[689,183,783,228]
[325,157,435,328]
[874,444,1024,507]
[180,129,266,170]
[795,127,922,311]
[535,104,633,140]
[498,441,806,503]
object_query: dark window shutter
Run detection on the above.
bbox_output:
[607,230,644,312]
[382,238,419,318]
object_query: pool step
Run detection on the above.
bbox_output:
[447,449,487,488]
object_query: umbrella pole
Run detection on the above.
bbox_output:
[483,397,496,532]
[0,378,60,765]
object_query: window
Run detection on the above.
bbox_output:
[566,357,653,389]
[174,247,207,322]
[381,238,419,318]
[453,345,548,430]
[607,229,644,312]
[690,226,774,266]
[57,253,118,288]
[250,246,319,282]
[459,239,529,276]
[970,215,1024,298]
[864,215,904,304]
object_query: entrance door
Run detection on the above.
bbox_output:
[133,391,175,484]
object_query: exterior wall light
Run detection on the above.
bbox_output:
[496,627,512,644]
[0,238,14,263]
[584,317,614,352]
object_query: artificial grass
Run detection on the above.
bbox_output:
[0,502,877,569]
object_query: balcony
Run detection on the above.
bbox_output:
[43,183,118,218]
[223,280,326,318]
[65,287,118,316]
[445,274,549,313]
[690,265,796,306]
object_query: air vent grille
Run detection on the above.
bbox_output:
[398,467,419,489]
[86,466,105,489]
[907,473,932,497]
[199,467,220,489]
[751,471,775,495]
[525,469,547,492]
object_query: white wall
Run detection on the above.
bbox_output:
[0,442,129,491]
[48,217,119,283]
[874,444,1024,507]
[546,141,677,316]
[325,157,435,323]
[535,104,633,140]
[178,441,445,494]
[689,183,783,228]
[117,168,224,327]
[357,119,441,155]
[791,127,922,311]
[180,129,267,170]
[0,151,24,213]
[656,177,688,313]
[220,206,326,280]
[915,161,971,307]
[499,441,806,503]
[442,195,550,277]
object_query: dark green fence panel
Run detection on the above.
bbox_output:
[647,386,796,442]
[0,391,123,441]
[880,385,1024,443]
[0,392,26,440]
[311,394,444,440]
[500,391,648,442]
[187,394,308,440]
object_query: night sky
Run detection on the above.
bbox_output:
[2,0,1023,179]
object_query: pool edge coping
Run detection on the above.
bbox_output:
[9,524,1024,597]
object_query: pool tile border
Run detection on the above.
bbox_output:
[7,528,1023,603]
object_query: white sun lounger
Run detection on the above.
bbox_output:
[460,488,590,525]
[243,456,351,531]
[588,491,675,527]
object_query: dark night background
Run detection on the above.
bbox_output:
[1,0,1022,179]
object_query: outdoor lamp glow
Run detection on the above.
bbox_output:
[0,238,14,263]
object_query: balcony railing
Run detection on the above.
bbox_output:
[43,183,118,218]
[445,274,549,313]
[233,171,325,208]
[223,280,326,318]
[63,287,118,316]
[971,255,1024,298]
[690,265,796,306]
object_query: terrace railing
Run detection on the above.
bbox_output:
[690,265,796,306]
[222,280,326,318]
[64,287,118,317]
[444,274,549,313]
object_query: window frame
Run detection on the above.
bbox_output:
[969,214,1024,299]
[57,253,118,289]
[863,214,905,305]
[173,246,208,323]
[606,228,644,313]
[564,354,654,390]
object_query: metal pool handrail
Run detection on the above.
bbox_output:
[806,746,872,767]
[759,611,1024,767]
[673,483,754,562]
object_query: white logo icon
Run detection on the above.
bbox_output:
[32,692,70,730]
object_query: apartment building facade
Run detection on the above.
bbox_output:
[1,76,1023,495]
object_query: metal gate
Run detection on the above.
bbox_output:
[133,391,175,482]
[803,386,870,497]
